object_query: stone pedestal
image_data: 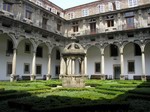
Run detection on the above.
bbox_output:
[61,75,87,88]
[46,75,51,80]
[100,75,106,80]
[10,75,19,82]
[141,75,146,81]
[120,75,125,80]
[30,75,36,81]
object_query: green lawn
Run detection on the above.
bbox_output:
[0,80,150,112]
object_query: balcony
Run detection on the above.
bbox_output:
[0,10,14,18]
[66,22,143,37]
[118,23,141,31]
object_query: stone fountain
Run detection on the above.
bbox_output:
[60,43,87,88]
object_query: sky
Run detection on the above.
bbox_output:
[49,0,97,9]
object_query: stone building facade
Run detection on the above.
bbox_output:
[0,0,150,81]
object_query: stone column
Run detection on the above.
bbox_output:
[141,51,146,81]
[84,55,87,75]
[64,58,68,75]
[10,48,17,82]
[120,47,125,80]
[141,46,146,81]
[142,51,146,75]
[72,58,75,75]
[81,58,84,75]
[101,48,105,75]
[31,51,36,81]
[100,48,106,80]
[46,53,51,80]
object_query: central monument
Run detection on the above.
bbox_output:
[60,43,87,88]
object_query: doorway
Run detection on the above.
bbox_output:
[113,65,121,79]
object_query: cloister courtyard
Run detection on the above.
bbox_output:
[0,80,150,112]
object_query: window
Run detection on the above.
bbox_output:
[115,1,121,10]
[25,5,33,19]
[107,20,114,27]
[127,33,134,38]
[56,50,60,60]
[57,20,61,31]
[108,2,113,11]
[128,0,138,7]
[126,17,134,28]
[36,64,42,75]
[125,12,134,29]
[110,45,118,57]
[3,3,12,12]
[134,44,141,56]
[91,38,95,42]
[46,5,51,12]
[98,4,105,13]
[24,63,30,74]
[108,1,120,11]
[95,62,101,73]
[55,65,60,76]
[128,61,135,73]
[82,9,89,17]
[36,0,42,7]
[72,21,78,32]
[108,36,114,40]
[25,43,31,53]
[42,18,48,29]
[7,62,12,76]
[90,22,96,33]
[73,26,78,32]
[6,40,13,55]
[68,12,74,19]
[36,46,43,58]
[57,12,60,16]
[52,8,56,14]
[106,15,114,27]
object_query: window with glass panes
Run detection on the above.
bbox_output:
[3,3,12,12]
[72,21,79,32]
[25,5,33,19]
[128,61,135,73]
[106,15,114,27]
[125,12,134,29]
[82,9,89,17]
[95,62,101,73]
[24,63,30,74]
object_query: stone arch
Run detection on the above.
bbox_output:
[104,43,120,55]
[104,43,120,79]
[144,41,150,75]
[36,42,49,79]
[4,33,17,49]
[51,46,61,79]
[123,42,142,79]
[16,38,35,78]
[0,33,17,80]
[87,45,101,77]
[85,44,100,53]
[123,42,141,54]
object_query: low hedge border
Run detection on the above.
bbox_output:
[8,100,129,112]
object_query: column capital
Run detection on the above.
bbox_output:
[13,48,17,50]
[100,48,104,55]
[119,47,124,54]
[32,50,36,53]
